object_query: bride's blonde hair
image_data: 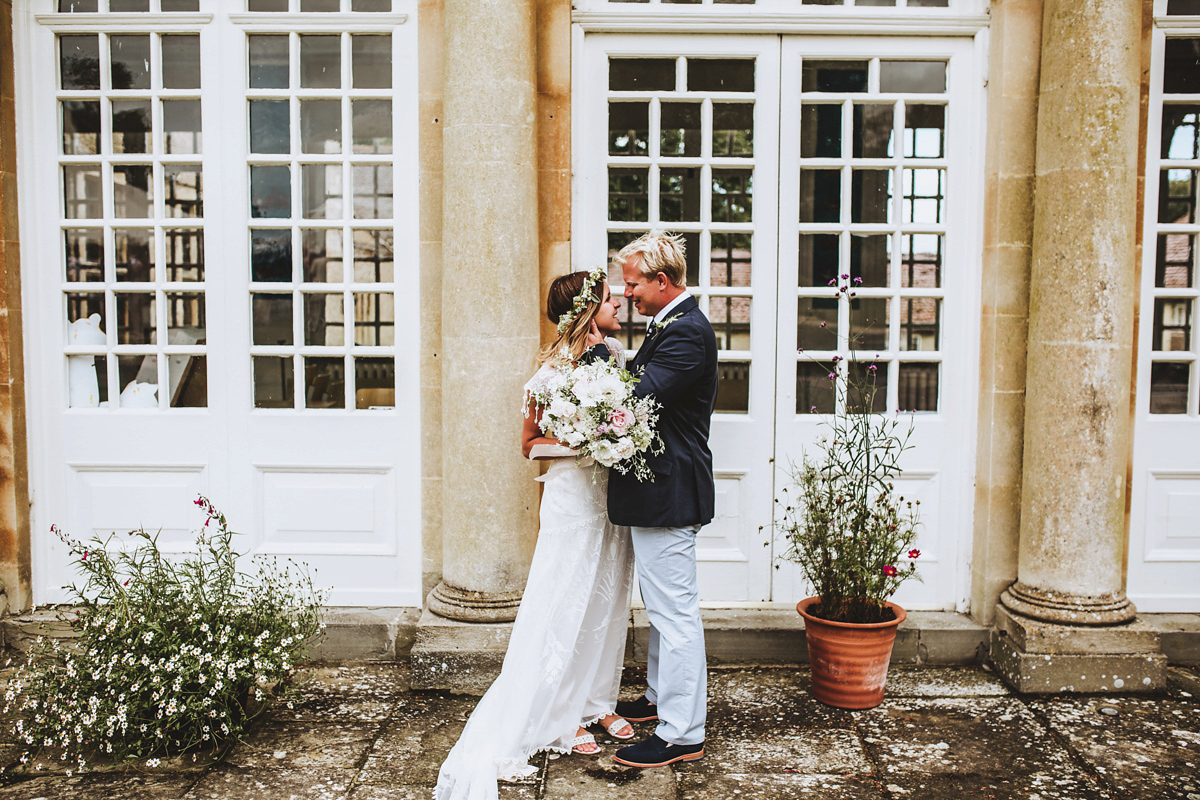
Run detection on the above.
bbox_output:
[538,270,607,365]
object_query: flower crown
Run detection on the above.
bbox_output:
[556,265,609,335]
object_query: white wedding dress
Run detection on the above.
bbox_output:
[434,340,635,800]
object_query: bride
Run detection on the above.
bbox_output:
[435,268,637,800]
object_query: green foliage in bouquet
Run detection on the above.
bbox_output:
[3,496,326,773]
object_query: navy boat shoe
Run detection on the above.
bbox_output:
[613,733,704,768]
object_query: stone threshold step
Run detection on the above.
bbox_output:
[3,607,1198,666]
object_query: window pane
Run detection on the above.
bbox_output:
[1157,233,1194,289]
[251,229,293,282]
[610,58,675,92]
[353,0,392,9]
[114,165,153,218]
[65,228,104,282]
[353,292,394,345]
[252,294,294,345]
[250,100,291,154]
[851,168,891,224]
[609,102,649,156]
[712,169,753,223]
[110,35,151,90]
[300,35,341,89]
[161,35,200,90]
[354,357,394,409]
[166,291,205,337]
[164,165,202,218]
[713,103,754,158]
[800,169,841,223]
[64,165,103,219]
[847,361,888,414]
[69,355,108,408]
[304,228,344,282]
[661,103,701,157]
[608,167,648,222]
[802,61,867,93]
[797,297,838,351]
[249,0,289,11]
[660,167,700,223]
[853,104,894,158]
[303,0,340,9]
[687,59,754,93]
[352,35,392,89]
[249,35,289,90]
[880,61,946,94]
[63,101,100,155]
[902,168,944,223]
[165,228,204,282]
[850,233,890,288]
[1160,168,1199,223]
[305,293,345,345]
[162,0,200,9]
[715,361,750,413]
[302,99,342,154]
[254,356,294,409]
[169,355,207,408]
[797,361,836,414]
[799,233,838,288]
[353,229,393,282]
[898,363,939,412]
[352,165,393,219]
[117,355,158,407]
[163,100,202,155]
[116,292,155,345]
[900,298,940,351]
[305,357,345,408]
[304,164,344,220]
[801,103,841,158]
[114,228,155,282]
[250,165,291,218]
[710,233,752,288]
[708,296,751,350]
[1154,298,1192,351]
[60,0,98,11]
[901,234,943,289]
[1150,362,1189,414]
[905,105,945,158]
[850,297,888,351]
[352,99,392,154]
[67,291,106,329]
[60,35,100,91]
[1165,40,1200,94]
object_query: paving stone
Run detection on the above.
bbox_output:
[0,773,197,799]
[543,755,675,799]
[1031,697,1200,800]
[687,727,869,776]
[678,773,885,799]
[346,787,430,800]
[265,665,409,724]
[356,697,477,787]
[226,720,380,769]
[883,666,1011,698]
[183,764,356,799]
[858,697,1113,799]
[706,666,857,731]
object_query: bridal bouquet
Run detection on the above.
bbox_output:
[528,353,662,482]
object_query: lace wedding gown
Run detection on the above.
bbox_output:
[434,340,635,800]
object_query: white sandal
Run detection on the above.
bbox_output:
[603,716,635,740]
[568,732,599,755]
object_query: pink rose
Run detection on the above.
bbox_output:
[608,407,635,434]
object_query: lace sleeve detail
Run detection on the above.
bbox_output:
[523,362,560,416]
[603,337,627,369]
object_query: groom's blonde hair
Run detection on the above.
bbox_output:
[614,230,688,289]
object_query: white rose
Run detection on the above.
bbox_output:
[612,437,635,461]
[548,397,577,419]
[592,439,618,466]
[563,430,585,447]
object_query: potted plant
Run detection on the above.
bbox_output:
[777,277,923,709]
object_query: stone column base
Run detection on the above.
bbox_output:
[409,607,512,694]
[426,581,523,623]
[990,605,1167,693]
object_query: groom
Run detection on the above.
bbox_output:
[606,231,717,768]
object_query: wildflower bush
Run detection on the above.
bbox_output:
[778,274,922,625]
[3,496,326,772]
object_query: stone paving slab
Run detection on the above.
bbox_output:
[0,663,1196,799]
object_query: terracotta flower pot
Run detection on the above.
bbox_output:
[796,596,906,710]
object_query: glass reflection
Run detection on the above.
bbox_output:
[1153,298,1192,351]
[708,296,751,350]
[802,61,867,93]
[352,100,392,154]
[901,234,942,289]
[898,363,938,412]
[305,357,345,408]
[254,356,294,409]
[608,168,648,222]
[710,233,752,288]
[900,298,940,351]
[112,101,151,154]
[799,233,838,288]
[661,103,701,158]
[166,292,205,336]
[853,104,893,158]
[712,169,753,223]
[850,234,890,288]
[660,168,700,222]
[1161,168,1199,223]
[851,169,891,224]
[304,164,344,220]
[352,35,392,89]
[164,100,202,155]
[687,59,754,93]
[110,35,151,90]
[880,61,946,94]
[67,291,106,327]
[304,229,344,282]
[796,362,836,414]
[62,101,100,155]
[165,229,204,282]
[65,229,104,283]
[116,292,155,345]
[352,165,393,219]
[609,102,649,156]
[64,165,102,219]
[797,297,838,351]
[250,100,290,154]
[250,165,291,219]
[69,355,108,408]
[609,59,675,92]
[117,355,157,408]
[161,35,200,90]
[715,361,750,413]
[300,35,341,89]
[1165,39,1200,94]
[114,165,153,218]
[251,229,293,282]
[847,361,887,414]
[1164,107,1200,160]
[169,355,207,408]
[114,228,154,282]
[60,35,100,91]
[850,297,888,351]
[800,169,841,223]
[252,293,294,345]
[1157,233,1194,289]
[302,99,342,154]
[249,35,289,90]
[902,168,944,223]
[305,293,345,345]
[1150,362,1189,413]
[905,105,945,158]
[353,292,394,346]
[801,104,841,159]
[354,357,395,409]
[713,103,753,158]
[353,229,393,282]
[165,166,202,218]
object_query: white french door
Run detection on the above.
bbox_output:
[16,0,422,607]
[576,32,981,608]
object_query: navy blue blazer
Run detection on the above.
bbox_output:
[602,295,718,528]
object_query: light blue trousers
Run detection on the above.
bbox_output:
[631,524,707,745]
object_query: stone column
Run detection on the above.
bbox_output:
[426,0,541,623]
[992,0,1165,692]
